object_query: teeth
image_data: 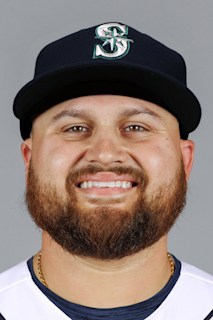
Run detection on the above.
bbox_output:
[80,181,133,189]
[115,181,121,187]
[88,181,93,188]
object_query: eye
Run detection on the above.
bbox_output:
[124,125,147,132]
[65,125,88,133]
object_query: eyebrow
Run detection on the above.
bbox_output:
[119,108,162,120]
[51,106,162,123]
[51,109,91,123]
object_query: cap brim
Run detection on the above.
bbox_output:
[13,63,201,139]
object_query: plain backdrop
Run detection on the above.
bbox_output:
[0,0,212,273]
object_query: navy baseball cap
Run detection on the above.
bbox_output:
[13,22,201,139]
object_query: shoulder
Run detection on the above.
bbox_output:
[176,261,213,304]
[0,261,30,294]
[147,262,213,319]
[181,261,213,286]
[0,261,71,319]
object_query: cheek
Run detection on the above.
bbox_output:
[31,139,81,183]
[133,139,181,183]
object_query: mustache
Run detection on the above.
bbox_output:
[66,165,149,187]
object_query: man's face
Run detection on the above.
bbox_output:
[23,95,194,259]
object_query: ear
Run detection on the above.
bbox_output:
[180,139,195,180]
[21,138,32,182]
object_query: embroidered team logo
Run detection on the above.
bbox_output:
[93,22,133,60]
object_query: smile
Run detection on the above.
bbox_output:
[79,181,134,189]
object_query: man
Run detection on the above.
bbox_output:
[0,22,212,319]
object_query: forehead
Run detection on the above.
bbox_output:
[33,94,178,124]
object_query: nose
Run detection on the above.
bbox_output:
[84,133,128,166]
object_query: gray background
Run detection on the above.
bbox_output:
[0,0,212,273]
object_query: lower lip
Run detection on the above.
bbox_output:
[77,186,134,196]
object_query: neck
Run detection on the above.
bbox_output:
[33,233,172,308]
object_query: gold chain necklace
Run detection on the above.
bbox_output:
[167,252,175,276]
[37,251,48,288]
[37,251,175,288]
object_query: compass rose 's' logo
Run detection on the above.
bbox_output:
[93,22,133,60]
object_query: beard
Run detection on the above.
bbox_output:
[26,161,187,260]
